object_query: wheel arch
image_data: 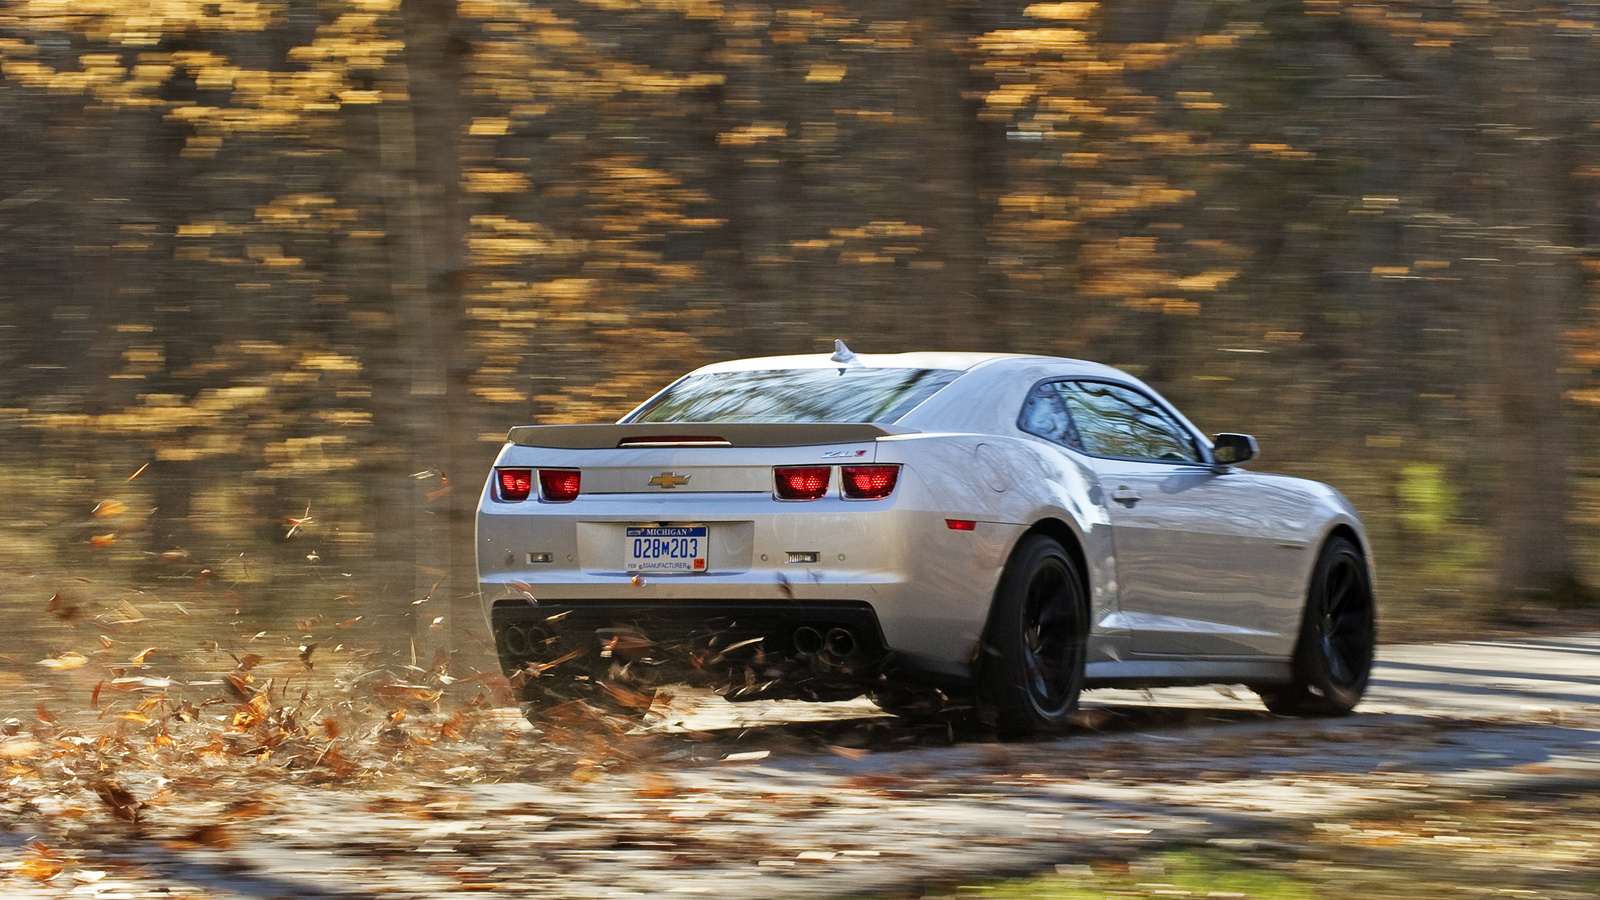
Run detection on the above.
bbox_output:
[982,517,1092,640]
[1319,520,1376,587]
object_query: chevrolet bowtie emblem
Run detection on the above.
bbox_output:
[648,472,691,489]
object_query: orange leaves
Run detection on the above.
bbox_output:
[14,842,65,882]
[90,779,144,825]
[91,499,128,518]
[46,592,81,625]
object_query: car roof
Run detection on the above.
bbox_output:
[687,350,1122,377]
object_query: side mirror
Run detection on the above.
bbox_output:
[1211,433,1258,466]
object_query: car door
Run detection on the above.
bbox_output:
[1034,380,1305,657]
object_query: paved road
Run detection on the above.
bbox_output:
[8,634,1600,899]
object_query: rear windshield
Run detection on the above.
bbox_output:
[623,368,961,424]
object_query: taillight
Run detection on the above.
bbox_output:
[497,468,533,502]
[539,469,581,502]
[842,465,899,500]
[774,466,830,501]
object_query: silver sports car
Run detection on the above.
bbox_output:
[477,342,1376,734]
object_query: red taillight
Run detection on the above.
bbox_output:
[774,466,830,501]
[539,469,581,502]
[497,468,533,502]
[841,465,899,500]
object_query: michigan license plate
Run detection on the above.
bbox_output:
[625,525,708,573]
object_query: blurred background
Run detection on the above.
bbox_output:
[3,0,1599,664]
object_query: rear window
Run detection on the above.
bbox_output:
[623,368,961,424]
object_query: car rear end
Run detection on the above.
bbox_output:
[476,356,1024,701]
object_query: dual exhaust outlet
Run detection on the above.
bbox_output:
[792,625,860,660]
[499,623,551,658]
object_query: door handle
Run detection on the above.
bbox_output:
[1111,487,1142,506]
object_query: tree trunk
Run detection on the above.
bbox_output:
[1478,21,1583,602]
[384,0,478,660]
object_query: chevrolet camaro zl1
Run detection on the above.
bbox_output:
[477,342,1376,734]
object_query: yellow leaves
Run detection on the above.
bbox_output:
[805,64,847,84]
[255,194,350,230]
[1024,3,1097,21]
[1175,270,1238,292]
[1195,33,1240,50]
[300,353,361,373]
[1078,180,1194,218]
[977,28,1090,55]
[470,117,510,136]
[717,123,787,146]
[247,244,302,268]
[38,652,89,671]
[473,387,528,404]
[1123,297,1202,316]
[464,169,532,194]
[1178,91,1224,111]
[829,221,924,240]
[986,85,1045,111]
[1249,142,1314,161]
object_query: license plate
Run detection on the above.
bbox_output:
[626,525,708,573]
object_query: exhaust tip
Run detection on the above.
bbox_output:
[825,627,857,659]
[793,626,825,655]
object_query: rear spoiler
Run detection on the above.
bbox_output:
[505,422,918,449]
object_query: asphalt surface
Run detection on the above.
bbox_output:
[8,633,1600,898]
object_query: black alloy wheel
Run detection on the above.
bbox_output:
[1257,536,1376,716]
[978,535,1087,736]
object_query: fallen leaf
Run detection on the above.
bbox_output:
[91,780,144,824]
[92,500,128,518]
[169,823,234,849]
[38,653,88,671]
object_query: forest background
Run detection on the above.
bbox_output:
[3,0,1599,665]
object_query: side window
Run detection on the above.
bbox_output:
[1057,381,1201,463]
[1019,381,1081,449]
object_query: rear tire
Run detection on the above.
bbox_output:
[1257,536,1375,716]
[977,535,1087,737]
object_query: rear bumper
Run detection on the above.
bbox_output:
[489,597,969,700]
[478,494,1023,676]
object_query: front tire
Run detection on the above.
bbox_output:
[977,535,1087,737]
[1257,536,1375,716]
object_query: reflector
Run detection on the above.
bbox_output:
[841,465,899,499]
[945,519,977,531]
[497,468,533,502]
[774,466,830,500]
[539,469,581,502]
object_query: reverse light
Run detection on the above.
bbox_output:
[774,466,830,501]
[841,465,900,500]
[539,469,581,503]
[497,468,533,502]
